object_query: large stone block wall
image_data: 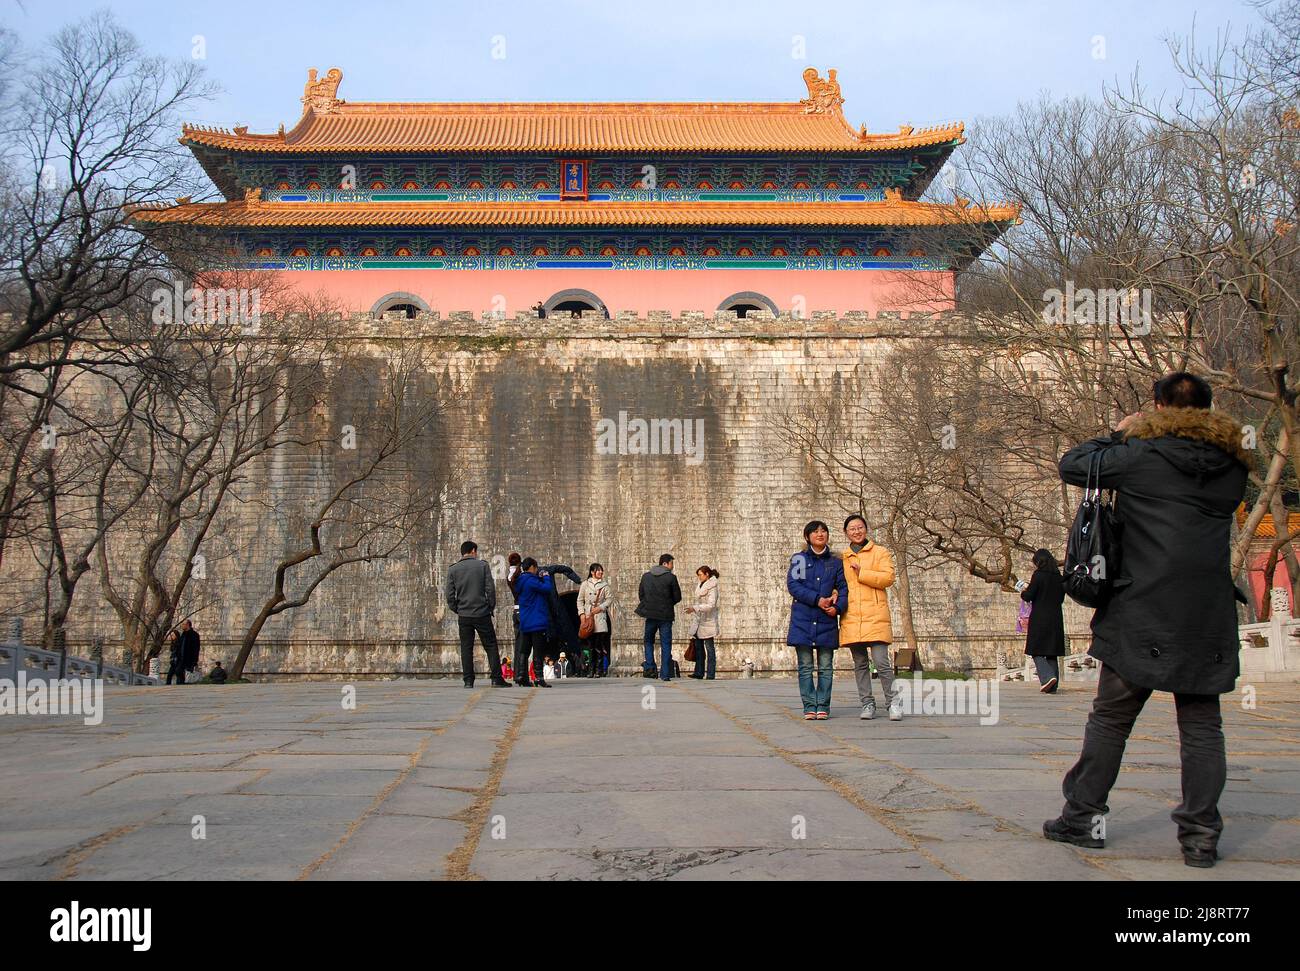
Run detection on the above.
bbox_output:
[4,310,1094,676]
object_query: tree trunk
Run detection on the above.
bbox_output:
[229,604,277,682]
[894,547,920,653]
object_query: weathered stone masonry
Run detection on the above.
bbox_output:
[11,310,1092,677]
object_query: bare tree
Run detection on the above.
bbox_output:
[228,344,454,680]
[0,11,213,571]
[932,6,1300,607]
[94,275,342,670]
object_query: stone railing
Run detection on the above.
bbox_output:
[997,650,1100,685]
[0,619,159,686]
[1237,610,1300,682]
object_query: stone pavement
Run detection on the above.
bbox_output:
[0,676,1296,880]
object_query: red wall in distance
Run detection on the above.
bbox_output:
[261,268,956,316]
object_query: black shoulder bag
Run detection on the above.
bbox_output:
[1063,450,1122,608]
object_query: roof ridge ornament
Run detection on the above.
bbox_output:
[302,67,343,114]
[243,187,263,207]
[800,67,844,114]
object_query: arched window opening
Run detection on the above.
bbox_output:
[370,292,431,319]
[543,289,610,319]
[717,291,778,319]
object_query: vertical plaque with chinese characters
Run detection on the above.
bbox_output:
[560,159,588,200]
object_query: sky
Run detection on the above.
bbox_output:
[0,0,1271,134]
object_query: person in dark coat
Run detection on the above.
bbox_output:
[446,540,510,688]
[636,554,682,680]
[164,629,185,685]
[178,620,200,681]
[513,558,553,687]
[541,564,584,669]
[786,520,849,719]
[1043,373,1249,869]
[1019,548,1066,693]
[506,552,523,674]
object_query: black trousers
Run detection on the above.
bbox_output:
[458,615,503,685]
[586,630,610,676]
[165,656,186,684]
[1061,665,1226,851]
[516,630,548,684]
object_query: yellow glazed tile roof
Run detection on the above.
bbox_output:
[130,197,1021,229]
[180,67,966,155]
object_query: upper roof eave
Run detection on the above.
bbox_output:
[179,66,965,157]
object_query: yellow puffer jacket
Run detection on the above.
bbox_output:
[840,542,895,645]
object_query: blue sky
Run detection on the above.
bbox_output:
[3,0,1264,132]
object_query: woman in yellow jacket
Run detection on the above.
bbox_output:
[840,514,902,721]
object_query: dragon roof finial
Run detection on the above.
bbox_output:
[800,67,844,114]
[302,67,343,114]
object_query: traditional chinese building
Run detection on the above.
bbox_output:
[133,67,1018,317]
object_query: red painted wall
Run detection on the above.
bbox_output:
[267,268,956,316]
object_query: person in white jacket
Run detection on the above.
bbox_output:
[686,566,720,679]
[578,563,613,677]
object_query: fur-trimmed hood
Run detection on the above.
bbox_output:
[1123,407,1250,472]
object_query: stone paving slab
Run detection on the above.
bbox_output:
[0,677,1295,880]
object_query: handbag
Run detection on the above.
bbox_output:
[578,585,602,639]
[684,636,697,663]
[1063,449,1122,608]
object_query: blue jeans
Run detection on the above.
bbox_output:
[692,637,716,679]
[795,646,834,713]
[643,619,673,679]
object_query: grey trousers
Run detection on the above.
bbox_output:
[848,642,895,706]
[1031,655,1060,687]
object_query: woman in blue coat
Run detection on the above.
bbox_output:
[787,520,849,719]
[513,558,553,687]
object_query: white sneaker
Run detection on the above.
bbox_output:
[888,698,904,721]
[860,701,876,720]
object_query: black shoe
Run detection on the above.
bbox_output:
[1039,677,1058,693]
[1042,817,1104,848]
[534,678,551,688]
[1182,847,1218,868]
[514,678,532,687]
[463,681,475,688]
[643,668,657,679]
[491,679,512,687]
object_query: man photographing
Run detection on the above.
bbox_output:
[1044,372,1248,868]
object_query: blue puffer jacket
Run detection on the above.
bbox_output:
[515,571,552,634]
[786,546,849,649]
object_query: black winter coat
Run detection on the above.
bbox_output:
[543,565,583,654]
[1058,407,1248,695]
[1021,567,1066,657]
[635,566,682,621]
[178,629,201,670]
